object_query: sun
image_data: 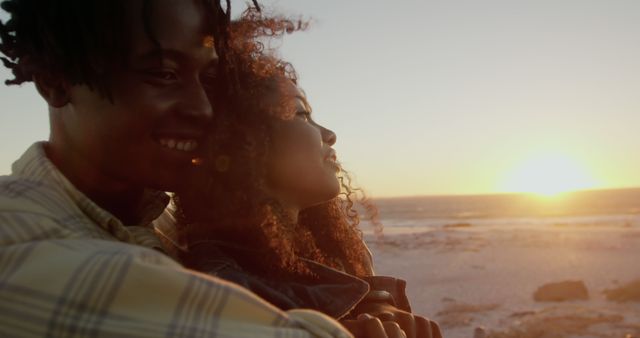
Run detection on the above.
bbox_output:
[500,153,597,197]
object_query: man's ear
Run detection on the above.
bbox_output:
[33,74,71,108]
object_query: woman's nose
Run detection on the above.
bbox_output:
[320,126,337,146]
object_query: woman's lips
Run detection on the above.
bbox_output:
[324,149,337,162]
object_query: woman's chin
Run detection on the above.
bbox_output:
[324,184,342,203]
[326,176,342,197]
[302,186,341,209]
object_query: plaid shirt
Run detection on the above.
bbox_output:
[0,142,351,338]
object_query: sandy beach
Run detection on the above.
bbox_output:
[367,224,640,338]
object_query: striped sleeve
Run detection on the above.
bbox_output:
[0,238,352,338]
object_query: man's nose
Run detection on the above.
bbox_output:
[179,81,214,121]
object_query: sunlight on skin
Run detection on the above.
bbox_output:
[499,153,599,197]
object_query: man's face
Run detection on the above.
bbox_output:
[59,0,217,192]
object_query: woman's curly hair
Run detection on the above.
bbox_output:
[174,8,382,280]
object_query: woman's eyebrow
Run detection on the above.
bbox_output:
[294,95,312,113]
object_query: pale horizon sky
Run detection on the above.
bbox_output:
[2,0,640,197]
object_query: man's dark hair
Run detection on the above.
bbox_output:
[0,0,240,97]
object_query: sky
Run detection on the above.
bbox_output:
[1,0,640,197]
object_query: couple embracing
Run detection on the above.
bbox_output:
[0,0,441,337]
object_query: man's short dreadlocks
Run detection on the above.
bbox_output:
[0,0,243,98]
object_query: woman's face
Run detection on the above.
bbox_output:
[265,80,341,210]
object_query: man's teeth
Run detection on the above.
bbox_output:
[158,138,199,152]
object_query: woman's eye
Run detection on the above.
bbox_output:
[296,111,311,122]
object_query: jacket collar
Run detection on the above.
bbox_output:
[12,142,169,248]
[186,240,370,319]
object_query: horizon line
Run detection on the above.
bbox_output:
[372,185,640,200]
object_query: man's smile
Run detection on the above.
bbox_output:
[156,138,199,152]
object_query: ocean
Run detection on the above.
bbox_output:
[369,188,640,231]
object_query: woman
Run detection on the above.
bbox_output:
[170,9,442,338]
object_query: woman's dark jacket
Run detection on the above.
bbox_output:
[185,240,412,319]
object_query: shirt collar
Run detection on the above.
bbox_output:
[12,142,170,246]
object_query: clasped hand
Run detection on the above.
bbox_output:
[341,303,442,338]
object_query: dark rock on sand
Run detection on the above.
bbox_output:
[486,306,624,338]
[443,223,472,228]
[437,302,500,329]
[533,280,589,302]
[473,326,488,338]
[604,279,640,302]
[508,310,536,318]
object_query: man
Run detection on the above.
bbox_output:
[0,0,404,337]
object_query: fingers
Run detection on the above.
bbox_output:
[360,314,408,338]
[341,315,389,338]
[394,312,416,338]
[359,314,388,338]
[415,315,444,338]
[372,311,416,338]
[342,314,409,338]
[382,321,407,338]
[430,320,443,338]
[376,311,396,322]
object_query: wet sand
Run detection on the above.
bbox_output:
[367,225,640,338]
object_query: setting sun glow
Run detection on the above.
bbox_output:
[500,154,598,197]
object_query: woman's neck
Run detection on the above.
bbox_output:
[278,201,300,224]
[264,188,301,224]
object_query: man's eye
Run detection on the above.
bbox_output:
[145,69,178,82]
[201,72,219,87]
